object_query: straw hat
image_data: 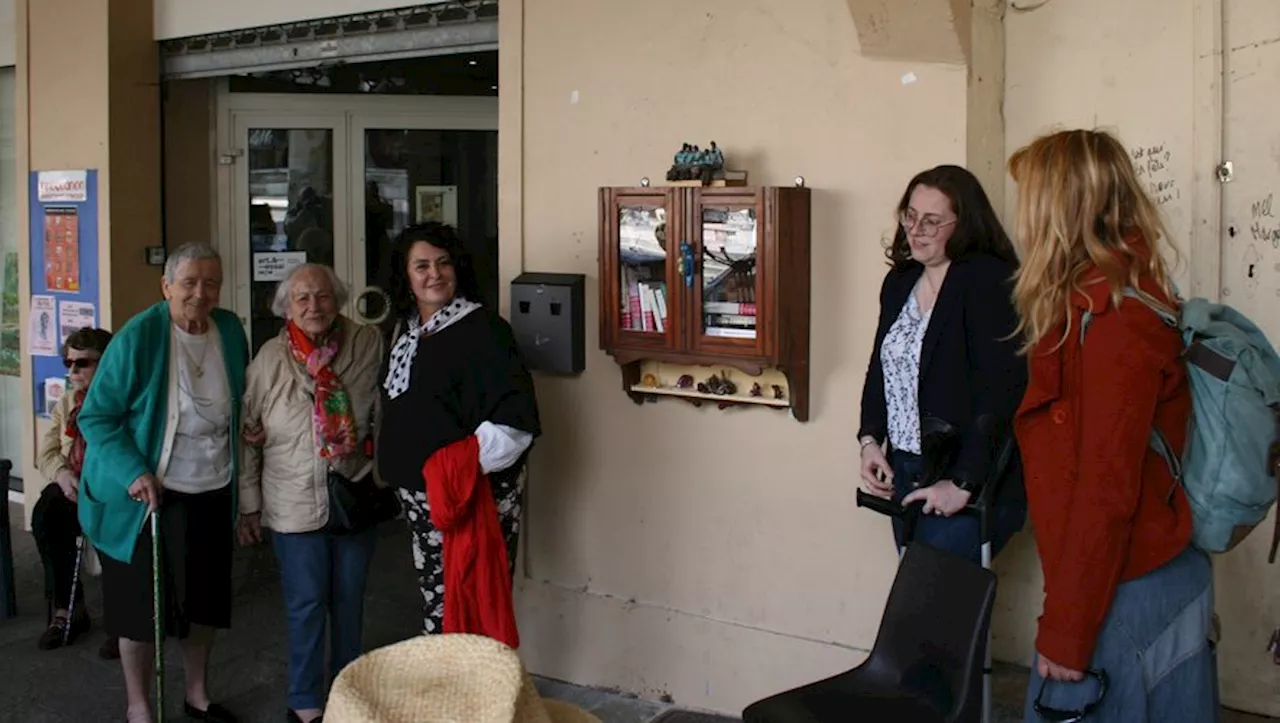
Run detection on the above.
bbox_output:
[326,634,602,723]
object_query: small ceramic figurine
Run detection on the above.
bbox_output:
[676,374,695,389]
[641,373,659,388]
[750,382,763,397]
[772,384,785,400]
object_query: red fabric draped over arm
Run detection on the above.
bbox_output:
[424,435,519,649]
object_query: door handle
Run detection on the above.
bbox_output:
[355,286,392,325]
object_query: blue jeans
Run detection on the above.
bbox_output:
[1024,545,1218,723]
[889,450,1025,565]
[271,527,378,711]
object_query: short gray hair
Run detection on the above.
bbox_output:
[164,242,222,283]
[270,263,350,318]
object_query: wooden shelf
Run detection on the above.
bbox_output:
[628,384,790,408]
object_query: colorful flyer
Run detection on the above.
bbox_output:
[43,206,81,292]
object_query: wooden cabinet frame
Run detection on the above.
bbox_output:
[599,185,812,421]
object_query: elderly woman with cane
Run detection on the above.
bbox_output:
[238,263,388,723]
[32,326,119,658]
[78,242,249,723]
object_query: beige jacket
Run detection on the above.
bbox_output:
[239,317,385,534]
[37,391,79,485]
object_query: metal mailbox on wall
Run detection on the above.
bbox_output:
[509,273,585,375]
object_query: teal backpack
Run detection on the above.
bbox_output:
[1082,289,1280,558]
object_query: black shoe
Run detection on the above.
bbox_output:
[184,701,238,723]
[36,611,90,650]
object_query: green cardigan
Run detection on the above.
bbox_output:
[77,302,249,563]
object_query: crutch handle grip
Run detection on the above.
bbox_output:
[856,489,906,518]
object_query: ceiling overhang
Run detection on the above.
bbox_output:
[844,0,973,65]
[159,1,498,80]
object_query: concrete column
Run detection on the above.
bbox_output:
[842,0,1007,214]
[15,0,160,523]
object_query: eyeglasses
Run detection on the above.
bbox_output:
[898,210,958,238]
[63,358,99,371]
[1033,669,1109,723]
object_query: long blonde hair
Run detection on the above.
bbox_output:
[1008,129,1178,352]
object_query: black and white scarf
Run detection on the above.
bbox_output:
[383,298,482,400]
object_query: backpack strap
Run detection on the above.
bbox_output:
[1270,419,1280,563]
[1079,286,1184,499]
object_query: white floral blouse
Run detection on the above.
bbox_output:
[880,288,933,455]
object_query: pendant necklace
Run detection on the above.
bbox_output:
[179,330,210,379]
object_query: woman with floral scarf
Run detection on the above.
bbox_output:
[237,264,385,723]
[33,326,119,658]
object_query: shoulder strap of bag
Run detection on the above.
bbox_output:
[1077,286,1183,496]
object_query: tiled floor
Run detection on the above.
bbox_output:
[0,502,1272,722]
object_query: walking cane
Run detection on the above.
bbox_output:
[151,508,165,723]
[62,535,85,646]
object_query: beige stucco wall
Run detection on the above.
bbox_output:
[5,0,1277,715]
[503,0,1007,713]
[0,0,13,68]
[508,0,1280,716]
[1006,0,1280,717]
[15,0,161,524]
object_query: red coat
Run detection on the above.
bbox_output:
[423,436,520,649]
[1015,262,1192,671]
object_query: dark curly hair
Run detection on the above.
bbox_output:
[885,165,1018,270]
[62,327,113,359]
[387,223,482,321]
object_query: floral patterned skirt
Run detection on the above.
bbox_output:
[394,468,524,634]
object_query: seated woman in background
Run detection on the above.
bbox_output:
[377,223,540,641]
[238,263,385,723]
[32,326,119,659]
[1009,129,1215,722]
[856,165,1027,564]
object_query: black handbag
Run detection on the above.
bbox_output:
[325,470,400,535]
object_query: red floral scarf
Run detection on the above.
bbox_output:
[286,320,358,460]
[64,389,87,477]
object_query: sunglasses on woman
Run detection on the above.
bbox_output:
[63,357,99,371]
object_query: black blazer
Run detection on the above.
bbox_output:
[857,253,1028,498]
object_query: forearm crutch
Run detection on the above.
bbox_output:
[62,535,85,646]
[151,508,166,723]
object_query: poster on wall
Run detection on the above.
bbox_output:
[58,300,96,344]
[29,169,100,416]
[43,207,81,292]
[0,252,20,376]
[29,295,57,357]
[414,185,458,226]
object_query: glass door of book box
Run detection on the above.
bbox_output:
[612,190,680,351]
[691,191,766,357]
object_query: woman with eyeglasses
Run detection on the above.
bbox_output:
[1009,130,1215,722]
[32,326,119,658]
[857,165,1028,564]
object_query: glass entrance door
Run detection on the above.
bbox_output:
[349,113,498,336]
[231,113,348,355]
[226,99,497,351]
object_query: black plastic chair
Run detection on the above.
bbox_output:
[742,542,997,723]
[856,431,1018,723]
